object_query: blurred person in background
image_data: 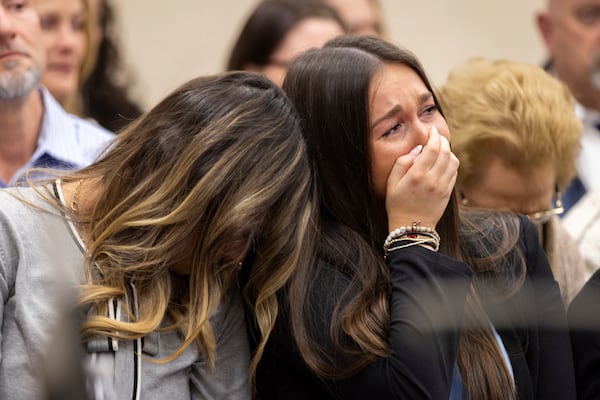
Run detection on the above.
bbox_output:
[81,0,143,132]
[35,0,92,115]
[227,0,346,87]
[36,0,142,132]
[562,187,600,276]
[0,0,113,187]
[537,0,600,213]
[322,0,384,36]
[438,57,589,305]
[568,264,600,398]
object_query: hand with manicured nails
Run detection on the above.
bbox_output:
[385,126,459,231]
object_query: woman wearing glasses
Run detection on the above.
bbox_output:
[438,57,589,305]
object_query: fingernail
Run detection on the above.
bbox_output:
[410,144,423,155]
[430,125,439,135]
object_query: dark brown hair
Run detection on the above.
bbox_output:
[227,0,346,71]
[81,0,143,132]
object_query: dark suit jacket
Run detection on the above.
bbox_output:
[568,268,600,399]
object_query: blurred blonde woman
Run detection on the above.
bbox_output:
[0,71,316,399]
[438,58,588,305]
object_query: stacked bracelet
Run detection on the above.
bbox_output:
[383,221,441,259]
[386,233,440,252]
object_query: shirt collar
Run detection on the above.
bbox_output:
[33,86,81,167]
[575,101,600,132]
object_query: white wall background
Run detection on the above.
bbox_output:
[112,0,547,109]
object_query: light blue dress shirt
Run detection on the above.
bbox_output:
[1,87,115,187]
[449,324,514,399]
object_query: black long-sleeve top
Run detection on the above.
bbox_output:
[254,217,575,399]
[568,268,600,399]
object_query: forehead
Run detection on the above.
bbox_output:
[369,63,428,102]
[327,0,377,19]
[34,0,84,12]
[271,17,344,61]
[476,157,556,193]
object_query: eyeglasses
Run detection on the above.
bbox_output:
[460,188,564,225]
[524,190,564,224]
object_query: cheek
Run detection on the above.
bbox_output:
[40,33,58,51]
[369,142,403,198]
[75,35,87,58]
[436,118,451,141]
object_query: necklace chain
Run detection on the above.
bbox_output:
[70,179,84,211]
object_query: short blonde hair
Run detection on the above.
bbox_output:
[438,58,582,192]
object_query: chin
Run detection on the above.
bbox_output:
[43,82,77,104]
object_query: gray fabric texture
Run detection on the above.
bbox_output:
[0,186,251,399]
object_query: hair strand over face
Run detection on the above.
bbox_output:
[56,71,317,377]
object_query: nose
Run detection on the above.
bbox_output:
[0,7,16,39]
[56,24,78,52]
[413,120,430,145]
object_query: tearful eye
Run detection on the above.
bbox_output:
[422,105,438,116]
[383,122,401,138]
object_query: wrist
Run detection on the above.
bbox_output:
[387,217,436,232]
[383,221,441,260]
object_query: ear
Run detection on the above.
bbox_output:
[536,11,554,51]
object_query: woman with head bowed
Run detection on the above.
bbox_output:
[0,71,316,399]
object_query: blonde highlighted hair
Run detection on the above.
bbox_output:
[58,71,316,376]
[438,57,582,192]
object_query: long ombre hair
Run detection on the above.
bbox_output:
[59,71,317,376]
[283,36,524,399]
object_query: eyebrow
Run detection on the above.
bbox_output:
[370,92,433,129]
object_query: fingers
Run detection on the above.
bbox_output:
[411,127,439,170]
[386,143,423,193]
[414,126,458,186]
[428,131,458,185]
[384,125,458,230]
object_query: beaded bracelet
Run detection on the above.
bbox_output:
[383,221,440,261]
[384,221,440,252]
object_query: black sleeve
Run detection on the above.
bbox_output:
[517,216,576,400]
[336,246,473,399]
[568,268,600,400]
